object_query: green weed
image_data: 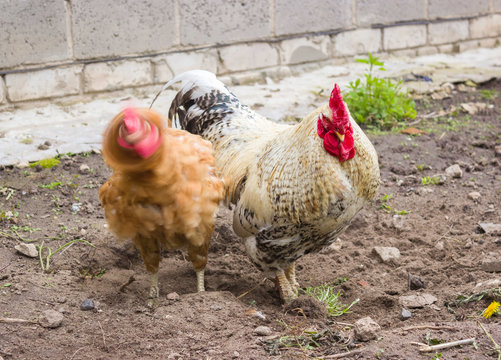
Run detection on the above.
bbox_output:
[302,284,359,316]
[421,176,440,185]
[37,239,95,272]
[344,53,416,130]
[479,89,499,101]
[40,181,62,190]
[30,158,60,169]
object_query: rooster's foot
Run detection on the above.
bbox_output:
[275,270,297,304]
[285,262,301,291]
[196,269,205,292]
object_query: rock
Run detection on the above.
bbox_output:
[167,292,180,300]
[399,293,437,308]
[79,164,90,174]
[14,243,38,258]
[401,308,412,320]
[408,274,426,290]
[495,145,501,157]
[435,241,445,251]
[354,317,381,342]
[39,309,63,328]
[481,259,501,272]
[254,326,273,336]
[478,223,501,236]
[468,191,481,201]
[210,304,222,311]
[16,161,30,169]
[80,298,95,311]
[373,246,401,263]
[445,164,462,178]
[392,215,405,229]
[71,203,82,213]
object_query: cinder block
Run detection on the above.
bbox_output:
[428,21,469,45]
[478,38,498,48]
[275,0,352,36]
[428,0,489,18]
[72,0,177,59]
[83,60,152,92]
[416,46,439,56]
[0,0,68,68]
[390,49,417,58]
[470,15,501,38]
[5,66,82,102]
[180,0,270,45]
[280,36,331,65]
[167,50,219,76]
[357,0,425,26]
[219,43,279,73]
[384,25,427,50]
[0,77,6,104]
[495,0,501,11]
[333,29,381,56]
[437,44,457,54]
[459,40,481,53]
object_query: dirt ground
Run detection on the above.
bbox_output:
[1,78,500,360]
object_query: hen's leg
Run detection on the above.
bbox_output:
[134,237,161,299]
[285,262,300,291]
[276,269,296,304]
[188,241,209,293]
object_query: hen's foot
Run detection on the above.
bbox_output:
[196,269,205,292]
[285,263,300,291]
[275,270,297,304]
[148,272,159,298]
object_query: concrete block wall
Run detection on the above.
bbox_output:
[1,0,501,106]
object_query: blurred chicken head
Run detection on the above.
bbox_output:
[118,107,162,158]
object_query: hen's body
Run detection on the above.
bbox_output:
[99,108,224,299]
[162,71,380,301]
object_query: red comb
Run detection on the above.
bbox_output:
[329,84,349,130]
[123,107,141,134]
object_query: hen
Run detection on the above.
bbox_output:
[154,70,380,303]
[99,107,224,299]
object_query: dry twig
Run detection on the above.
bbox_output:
[0,317,38,324]
[119,275,135,292]
[237,278,267,299]
[98,321,108,351]
[323,349,364,359]
[477,321,501,360]
[402,325,457,331]
[411,338,476,352]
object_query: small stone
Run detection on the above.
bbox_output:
[408,274,426,290]
[481,259,501,272]
[354,316,381,341]
[478,223,501,236]
[392,215,405,229]
[495,145,501,157]
[435,241,445,251]
[167,292,179,300]
[80,298,95,311]
[14,243,38,258]
[80,228,87,236]
[468,191,481,201]
[39,309,63,328]
[254,326,273,336]
[399,293,437,308]
[445,164,462,178]
[16,161,30,169]
[233,351,240,358]
[71,203,82,213]
[401,308,412,320]
[373,246,401,263]
[210,304,222,311]
[79,164,90,174]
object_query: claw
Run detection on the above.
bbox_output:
[276,270,297,304]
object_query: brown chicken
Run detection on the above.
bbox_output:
[152,70,380,303]
[99,108,224,299]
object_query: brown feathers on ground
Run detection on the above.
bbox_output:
[99,108,224,300]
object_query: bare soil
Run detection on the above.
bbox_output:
[1,79,500,360]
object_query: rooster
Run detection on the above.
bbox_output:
[99,107,224,299]
[153,70,380,303]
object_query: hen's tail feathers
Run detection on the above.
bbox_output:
[150,70,236,134]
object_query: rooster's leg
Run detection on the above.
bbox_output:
[149,272,159,298]
[134,237,161,299]
[196,269,205,292]
[285,262,300,290]
[188,242,209,293]
[276,269,297,303]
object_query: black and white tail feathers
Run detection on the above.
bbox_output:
[150,70,240,136]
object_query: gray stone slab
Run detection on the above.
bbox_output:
[0,0,68,68]
[179,0,270,45]
[71,0,177,59]
[428,0,490,18]
[275,0,352,36]
[357,0,426,26]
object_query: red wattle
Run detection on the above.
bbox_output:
[317,117,355,162]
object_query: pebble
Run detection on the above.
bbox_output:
[495,145,501,157]
[210,304,222,311]
[39,309,64,328]
[478,223,501,236]
[435,241,445,251]
[373,246,401,263]
[354,317,381,341]
[167,292,180,300]
[80,298,95,311]
[468,191,481,201]
[408,274,426,290]
[16,160,30,169]
[14,243,38,258]
[254,326,273,336]
[401,308,412,320]
[79,164,90,174]
[481,259,501,272]
[399,293,437,308]
[445,164,462,178]
[71,203,82,213]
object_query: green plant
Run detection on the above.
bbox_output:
[421,176,440,185]
[30,158,60,169]
[40,181,62,190]
[344,53,416,130]
[37,239,95,272]
[479,89,499,101]
[378,194,410,215]
[302,284,359,316]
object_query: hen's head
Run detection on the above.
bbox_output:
[317,84,355,162]
[117,107,162,159]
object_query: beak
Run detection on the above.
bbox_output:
[334,131,345,143]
